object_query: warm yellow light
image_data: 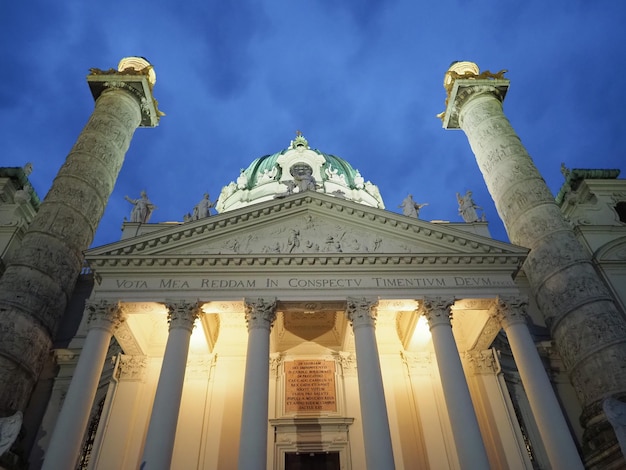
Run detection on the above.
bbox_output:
[409,315,432,349]
[189,319,209,354]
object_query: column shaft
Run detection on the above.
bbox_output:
[42,301,124,470]
[496,297,584,469]
[141,301,201,470]
[0,59,158,414]
[422,297,490,469]
[346,298,395,470]
[442,68,626,456]
[238,298,277,470]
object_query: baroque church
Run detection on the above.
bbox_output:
[0,58,625,470]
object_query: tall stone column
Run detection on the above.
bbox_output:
[441,62,626,460]
[346,298,395,470]
[238,298,277,470]
[0,57,160,415]
[42,300,125,470]
[493,296,584,469]
[420,297,490,469]
[140,301,202,470]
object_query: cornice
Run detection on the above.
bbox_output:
[87,252,526,271]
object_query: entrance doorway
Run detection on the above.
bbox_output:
[285,451,340,470]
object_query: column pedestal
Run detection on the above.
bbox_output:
[346,298,395,470]
[421,297,490,469]
[42,300,125,470]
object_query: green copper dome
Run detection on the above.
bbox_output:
[216,134,384,213]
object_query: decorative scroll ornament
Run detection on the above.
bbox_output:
[290,130,310,150]
[420,296,455,328]
[86,300,125,332]
[346,297,378,328]
[334,351,357,375]
[463,349,497,375]
[165,300,202,331]
[492,295,529,329]
[244,297,277,330]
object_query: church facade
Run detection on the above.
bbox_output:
[0,59,625,470]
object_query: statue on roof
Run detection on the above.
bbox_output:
[237,170,248,190]
[125,190,155,223]
[457,190,482,223]
[192,193,213,220]
[290,163,317,192]
[400,194,428,218]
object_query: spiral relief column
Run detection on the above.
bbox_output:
[0,58,160,416]
[441,62,626,464]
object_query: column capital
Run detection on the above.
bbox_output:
[244,297,277,331]
[346,297,378,328]
[492,295,529,329]
[439,62,509,129]
[165,300,202,332]
[420,296,455,328]
[87,57,161,127]
[85,300,125,333]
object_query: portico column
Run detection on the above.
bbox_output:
[42,300,125,470]
[238,298,277,470]
[493,296,584,469]
[346,297,395,470]
[141,301,202,470]
[420,296,490,469]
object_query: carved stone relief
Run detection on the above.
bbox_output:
[116,355,148,381]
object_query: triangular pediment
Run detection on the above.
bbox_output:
[86,193,527,271]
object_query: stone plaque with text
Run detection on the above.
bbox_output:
[285,360,336,412]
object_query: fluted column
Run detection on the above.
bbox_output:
[0,58,160,414]
[441,63,626,456]
[494,296,584,469]
[421,296,490,469]
[141,301,201,470]
[346,298,395,470]
[238,298,277,470]
[42,300,125,470]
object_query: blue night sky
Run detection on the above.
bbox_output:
[2,1,625,248]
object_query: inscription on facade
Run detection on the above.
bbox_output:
[105,274,515,291]
[284,360,336,413]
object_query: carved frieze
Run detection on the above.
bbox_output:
[333,351,357,377]
[116,354,148,381]
[463,349,497,375]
